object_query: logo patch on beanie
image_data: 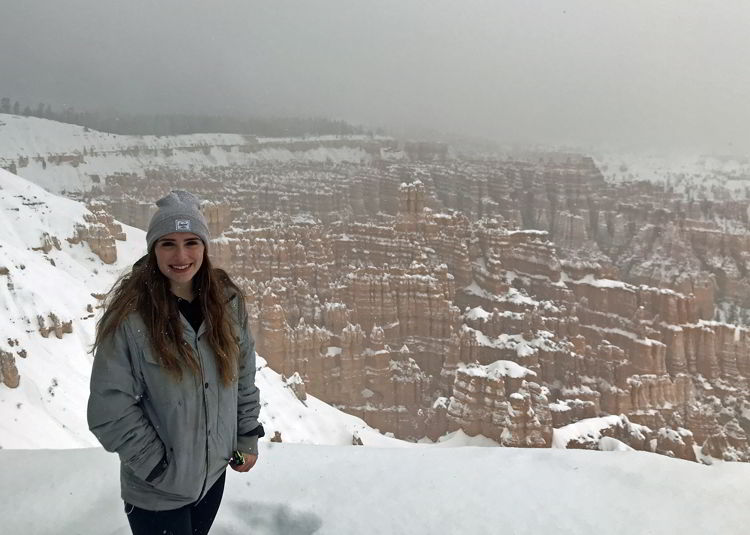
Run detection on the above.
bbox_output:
[175,219,191,231]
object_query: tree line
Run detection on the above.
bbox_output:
[0,98,381,138]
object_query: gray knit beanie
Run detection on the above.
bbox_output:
[146,190,210,252]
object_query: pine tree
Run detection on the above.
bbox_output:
[12,101,20,114]
[0,97,9,113]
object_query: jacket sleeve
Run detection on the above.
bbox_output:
[87,321,165,480]
[236,302,262,455]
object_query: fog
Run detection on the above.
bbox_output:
[1,0,749,151]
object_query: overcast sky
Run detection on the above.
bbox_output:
[1,0,749,151]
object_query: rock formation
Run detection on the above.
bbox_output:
[0,350,20,388]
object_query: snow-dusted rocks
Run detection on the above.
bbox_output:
[655,426,697,461]
[445,358,552,446]
[0,349,20,388]
[553,414,652,452]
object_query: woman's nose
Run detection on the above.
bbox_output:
[174,245,189,260]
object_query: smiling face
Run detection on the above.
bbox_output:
[153,232,205,297]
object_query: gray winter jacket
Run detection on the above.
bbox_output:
[87,295,261,510]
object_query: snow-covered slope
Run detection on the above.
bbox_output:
[0,113,248,155]
[1,445,748,535]
[0,168,144,447]
[0,114,376,194]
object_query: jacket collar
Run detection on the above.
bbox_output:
[175,287,239,339]
[179,313,208,338]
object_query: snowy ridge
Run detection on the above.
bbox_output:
[0,114,243,156]
[0,114,382,194]
[0,113,382,159]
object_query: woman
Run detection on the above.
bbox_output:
[88,190,263,535]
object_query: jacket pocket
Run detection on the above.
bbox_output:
[145,447,196,499]
[145,454,169,484]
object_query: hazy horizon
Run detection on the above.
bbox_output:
[1,0,749,152]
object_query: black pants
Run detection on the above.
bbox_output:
[125,471,226,535]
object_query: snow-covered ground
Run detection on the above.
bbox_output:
[0,114,378,193]
[1,444,748,535]
[594,150,750,199]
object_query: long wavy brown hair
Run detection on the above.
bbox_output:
[93,249,243,386]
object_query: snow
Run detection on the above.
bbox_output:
[0,168,145,447]
[432,396,449,409]
[569,274,633,290]
[463,281,541,308]
[588,324,661,346]
[325,346,342,357]
[598,437,635,452]
[507,229,548,236]
[461,325,561,358]
[459,359,536,380]
[560,384,599,397]
[595,150,750,199]
[0,114,377,194]
[658,427,683,443]
[464,305,491,320]
[284,372,304,386]
[2,445,747,534]
[552,415,624,449]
